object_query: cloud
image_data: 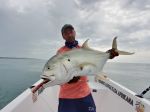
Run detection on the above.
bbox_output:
[0,0,150,63]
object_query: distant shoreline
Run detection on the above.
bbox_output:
[0,57,42,60]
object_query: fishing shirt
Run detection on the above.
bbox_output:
[57,45,91,99]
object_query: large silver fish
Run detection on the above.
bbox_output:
[41,37,134,87]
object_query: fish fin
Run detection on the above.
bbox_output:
[82,39,105,53]
[118,50,134,55]
[111,37,134,55]
[82,39,90,49]
[112,36,118,50]
[95,73,108,82]
[77,63,96,72]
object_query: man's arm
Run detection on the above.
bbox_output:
[67,76,80,84]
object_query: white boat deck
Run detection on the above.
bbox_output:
[1,77,150,112]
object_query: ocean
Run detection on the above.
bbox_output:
[0,58,150,109]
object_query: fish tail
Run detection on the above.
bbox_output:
[112,37,134,55]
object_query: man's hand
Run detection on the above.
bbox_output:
[107,48,119,59]
[68,76,80,84]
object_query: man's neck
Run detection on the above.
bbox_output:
[65,40,78,49]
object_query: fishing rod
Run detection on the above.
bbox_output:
[136,86,150,98]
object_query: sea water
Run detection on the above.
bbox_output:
[0,58,150,109]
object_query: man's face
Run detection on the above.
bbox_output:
[62,28,76,42]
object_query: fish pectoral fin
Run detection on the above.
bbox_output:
[78,63,96,71]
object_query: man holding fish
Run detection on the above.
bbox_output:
[56,24,119,112]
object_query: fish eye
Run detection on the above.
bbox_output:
[68,59,70,61]
[47,67,50,69]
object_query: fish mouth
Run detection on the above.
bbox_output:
[42,78,50,84]
[41,75,50,83]
[41,77,50,84]
[41,74,56,84]
[41,77,50,81]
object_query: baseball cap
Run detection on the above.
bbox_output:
[61,24,74,34]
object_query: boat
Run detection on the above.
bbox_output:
[1,75,150,112]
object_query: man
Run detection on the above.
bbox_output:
[57,24,119,112]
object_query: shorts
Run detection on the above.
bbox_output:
[58,93,96,112]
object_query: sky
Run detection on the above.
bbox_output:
[0,0,150,63]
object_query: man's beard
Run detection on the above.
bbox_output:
[68,36,75,42]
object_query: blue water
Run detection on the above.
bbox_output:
[0,58,46,109]
[0,58,150,109]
